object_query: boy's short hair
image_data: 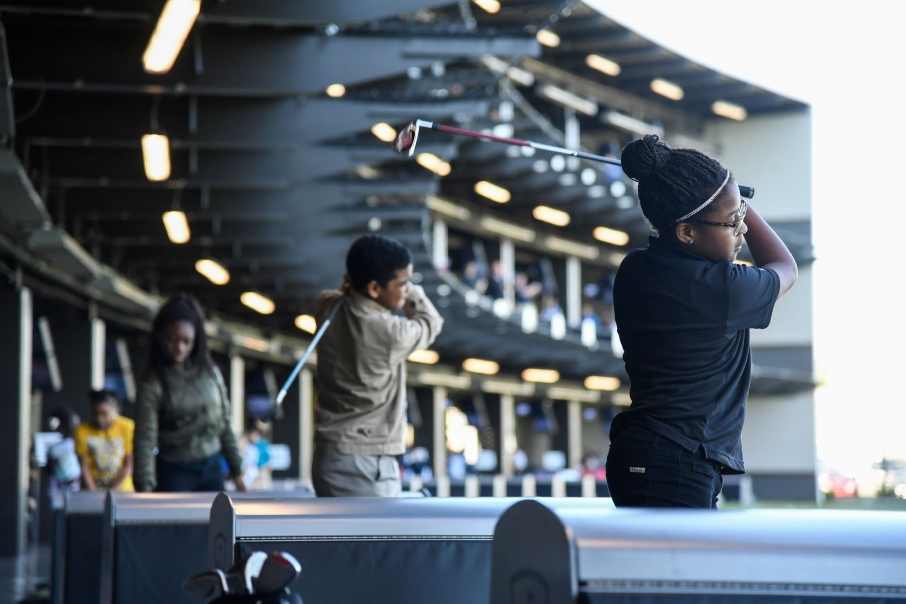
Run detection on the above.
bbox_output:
[346,235,413,291]
[88,389,120,407]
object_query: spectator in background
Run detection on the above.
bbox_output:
[486,260,505,299]
[515,272,543,304]
[540,296,563,323]
[134,293,246,493]
[75,390,134,491]
[46,407,81,499]
[582,303,602,332]
[461,260,487,294]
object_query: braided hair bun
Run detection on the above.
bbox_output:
[620,134,671,182]
[618,134,729,235]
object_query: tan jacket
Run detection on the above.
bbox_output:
[313,285,444,455]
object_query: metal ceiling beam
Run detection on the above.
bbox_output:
[0,0,456,25]
[18,93,489,146]
[8,26,538,96]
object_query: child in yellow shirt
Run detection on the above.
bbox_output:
[75,390,134,491]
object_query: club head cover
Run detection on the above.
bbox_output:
[254,552,302,594]
[183,568,228,600]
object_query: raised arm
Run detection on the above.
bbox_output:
[389,285,445,365]
[743,205,798,299]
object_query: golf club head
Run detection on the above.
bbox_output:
[254,552,302,594]
[392,121,420,156]
[183,569,228,601]
[228,551,268,594]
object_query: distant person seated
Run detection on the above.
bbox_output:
[582,303,602,332]
[75,390,134,491]
[540,296,563,323]
[486,260,505,300]
[47,407,82,499]
[461,260,488,294]
[515,272,543,304]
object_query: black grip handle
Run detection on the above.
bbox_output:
[738,185,755,199]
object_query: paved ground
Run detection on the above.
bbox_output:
[0,546,49,604]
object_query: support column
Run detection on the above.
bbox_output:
[0,284,32,556]
[90,317,106,390]
[500,394,516,478]
[566,256,581,329]
[432,219,448,270]
[299,368,314,487]
[564,107,580,171]
[500,238,516,310]
[567,400,582,469]
[229,353,245,436]
[432,386,447,480]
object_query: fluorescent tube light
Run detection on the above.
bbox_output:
[593,226,629,246]
[142,134,171,181]
[142,0,200,74]
[162,211,190,244]
[195,259,229,285]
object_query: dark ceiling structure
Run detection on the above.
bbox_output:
[0,0,813,394]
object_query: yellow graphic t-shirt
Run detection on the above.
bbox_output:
[75,416,135,491]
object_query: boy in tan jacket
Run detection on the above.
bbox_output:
[312,235,444,496]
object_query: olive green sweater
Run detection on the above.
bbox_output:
[133,364,242,492]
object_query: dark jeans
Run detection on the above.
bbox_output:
[606,424,723,509]
[156,452,226,492]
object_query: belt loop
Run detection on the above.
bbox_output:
[650,433,661,448]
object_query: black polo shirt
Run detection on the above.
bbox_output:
[611,235,780,474]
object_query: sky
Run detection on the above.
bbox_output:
[587,0,906,474]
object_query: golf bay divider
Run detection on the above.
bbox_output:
[209,494,614,604]
[99,489,313,604]
[491,500,906,603]
[54,491,107,604]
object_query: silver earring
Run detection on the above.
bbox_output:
[688,239,693,245]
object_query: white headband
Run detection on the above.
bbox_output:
[674,170,731,224]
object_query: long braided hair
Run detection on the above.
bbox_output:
[146,293,214,408]
[621,134,731,236]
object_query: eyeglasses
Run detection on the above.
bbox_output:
[688,199,747,236]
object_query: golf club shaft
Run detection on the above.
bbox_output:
[414,119,621,166]
[411,119,755,199]
[274,294,346,407]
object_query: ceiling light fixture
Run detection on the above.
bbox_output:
[650,78,684,100]
[522,368,560,383]
[533,206,571,227]
[593,226,630,246]
[142,0,201,74]
[463,358,500,375]
[585,54,621,76]
[326,83,346,98]
[371,122,397,142]
[195,259,229,285]
[295,314,317,334]
[409,350,440,364]
[584,375,620,391]
[162,211,190,244]
[474,181,511,203]
[241,292,275,315]
[712,99,748,121]
[536,30,561,48]
[141,134,171,181]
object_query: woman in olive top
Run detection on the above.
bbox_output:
[133,293,246,493]
[606,134,798,509]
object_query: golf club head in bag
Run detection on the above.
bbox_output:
[185,551,303,604]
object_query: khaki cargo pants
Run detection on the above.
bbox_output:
[312,447,401,497]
